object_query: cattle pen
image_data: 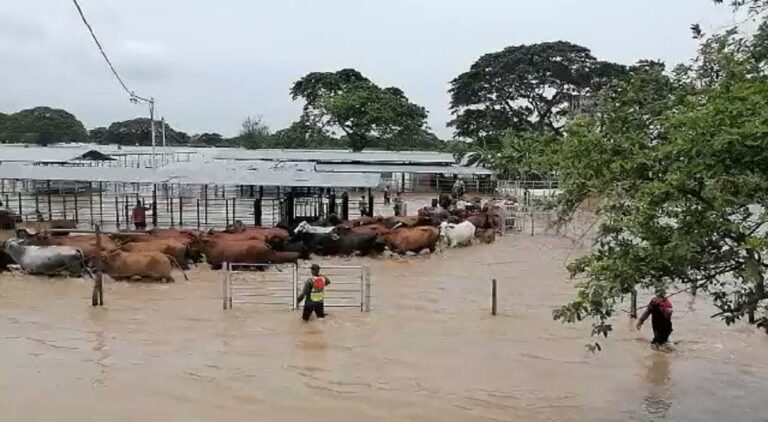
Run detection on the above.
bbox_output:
[0,146,500,231]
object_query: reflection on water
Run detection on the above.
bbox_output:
[643,353,672,419]
[0,234,767,422]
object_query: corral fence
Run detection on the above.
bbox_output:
[496,180,559,205]
[222,263,371,312]
[500,206,595,242]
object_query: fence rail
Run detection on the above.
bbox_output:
[222,263,371,312]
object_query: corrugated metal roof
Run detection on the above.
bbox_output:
[214,149,456,164]
[0,146,97,162]
[0,160,380,188]
[315,163,494,176]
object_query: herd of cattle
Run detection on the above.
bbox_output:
[0,199,508,282]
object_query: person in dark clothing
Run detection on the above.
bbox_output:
[132,200,148,231]
[637,289,673,347]
[297,264,331,322]
[383,185,391,206]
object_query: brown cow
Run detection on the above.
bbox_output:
[381,226,440,254]
[475,228,496,244]
[383,216,421,229]
[208,227,289,245]
[102,250,186,283]
[336,223,391,236]
[201,238,273,270]
[266,251,302,264]
[122,238,190,270]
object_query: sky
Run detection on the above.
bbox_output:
[0,0,738,138]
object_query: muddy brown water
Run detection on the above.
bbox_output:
[1,235,766,421]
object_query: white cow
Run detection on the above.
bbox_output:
[4,238,86,276]
[439,221,476,248]
[294,220,336,235]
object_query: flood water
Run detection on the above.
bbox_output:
[1,234,767,421]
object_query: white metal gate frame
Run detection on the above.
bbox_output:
[222,263,371,312]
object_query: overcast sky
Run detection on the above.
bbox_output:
[0,1,736,138]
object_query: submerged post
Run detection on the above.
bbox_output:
[630,290,638,319]
[341,192,349,221]
[92,224,104,307]
[196,199,201,229]
[491,279,497,316]
[152,184,158,228]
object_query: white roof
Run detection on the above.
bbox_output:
[214,149,456,164]
[0,160,381,188]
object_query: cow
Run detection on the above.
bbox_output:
[0,250,15,272]
[266,251,303,264]
[380,226,440,255]
[336,223,391,237]
[383,216,421,229]
[294,220,336,235]
[475,228,496,244]
[466,212,492,230]
[121,238,191,270]
[207,227,290,245]
[200,238,272,270]
[4,238,86,276]
[439,221,476,248]
[102,250,186,283]
[0,210,17,230]
[319,233,384,256]
[31,234,119,264]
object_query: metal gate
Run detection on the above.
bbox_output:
[222,263,297,310]
[223,263,371,312]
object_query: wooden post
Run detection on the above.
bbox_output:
[17,192,22,216]
[47,181,52,221]
[341,192,349,221]
[179,197,184,227]
[152,184,158,228]
[89,184,94,227]
[530,209,535,237]
[204,185,209,225]
[367,188,374,218]
[630,290,638,319]
[169,197,175,227]
[62,194,67,220]
[34,194,39,216]
[225,199,230,227]
[115,197,120,229]
[98,182,103,226]
[196,199,201,229]
[232,197,236,224]
[92,224,104,307]
[124,197,130,230]
[74,190,79,223]
[491,279,497,316]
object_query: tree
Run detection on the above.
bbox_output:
[552,24,768,340]
[291,69,429,151]
[0,106,88,145]
[192,133,226,147]
[237,115,271,149]
[449,41,627,142]
[102,118,189,146]
[88,127,109,144]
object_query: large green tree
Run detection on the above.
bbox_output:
[553,19,768,338]
[290,69,430,151]
[102,118,190,146]
[0,106,88,145]
[449,41,626,142]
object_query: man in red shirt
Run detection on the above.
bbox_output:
[131,200,148,231]
[297,264,331,322]
[637,288,673,347]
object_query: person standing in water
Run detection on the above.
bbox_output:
[637,288,673,347]
[297,264,331,322]
[131,200,148,231]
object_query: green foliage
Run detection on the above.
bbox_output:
[0,107,88,145]
[237,115,272,149]
[449,41,627,140]
[291,69,430,151]
[101,118,190,146]
[553,25,768,337]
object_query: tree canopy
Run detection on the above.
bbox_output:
[291,69,430,151]
[552,18,768,338]
[100,118,190,146]
[449,41,626,141]
[0,107,88,145]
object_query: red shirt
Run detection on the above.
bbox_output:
[132,207,146,223]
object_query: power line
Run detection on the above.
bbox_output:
[70,0,137,99]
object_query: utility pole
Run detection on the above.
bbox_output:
[161,117,167,166]
[149,97,156,168]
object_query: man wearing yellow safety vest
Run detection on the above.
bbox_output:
[297,264,331,322]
